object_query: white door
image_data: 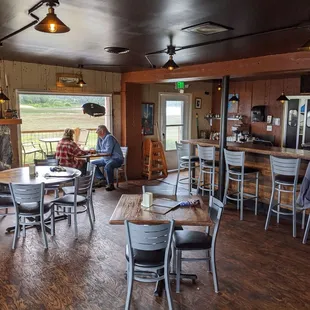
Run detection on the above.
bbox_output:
[159,93,192,170]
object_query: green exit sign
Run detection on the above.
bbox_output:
[176,81,185,89]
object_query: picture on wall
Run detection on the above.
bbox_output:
[142,103,154,135]
[195,98,202,109]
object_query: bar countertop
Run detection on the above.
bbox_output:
[181,139,310,160]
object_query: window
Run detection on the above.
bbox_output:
[288,109,298,127]
[307,111,310,128]
[165,100,185,150]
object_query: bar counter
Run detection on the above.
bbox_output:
[182,139,309,206]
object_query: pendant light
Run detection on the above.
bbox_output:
[0,88,9,104]
[35,3,70,34]
[298,39,310,52]
[217,81,222,91]
[276,79,289,103]
[77,65,86,87]
[162,45,179,71]
[229,92,239,103]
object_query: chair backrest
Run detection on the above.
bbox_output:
[142,184,176,196]
[198,145,215,166]
[224,149,244,168]
[208,196,224,247]
[75,128,89,146]
[34,158,59,166]
[175,142,189,160]
[9,183,44,212]
[125,220,174,269]
[121,146,128,165]
[270,156,301,177]
[74,170,94,197]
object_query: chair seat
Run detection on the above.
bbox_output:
[0,196,14,208]
[174,230,212,250]
[51,194,87,205]
[125,246,166,268]
[229,166,259,174]
[180,156,199,162]
[275,175,303,185]
[18,202,51,214]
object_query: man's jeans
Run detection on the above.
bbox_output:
[91,157,123,185]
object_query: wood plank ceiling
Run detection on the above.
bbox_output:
[0,0,310,72]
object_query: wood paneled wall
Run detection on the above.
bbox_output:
[0,60,121,166]
[211,77,300,146]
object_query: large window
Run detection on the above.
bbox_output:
[18,92,112,163]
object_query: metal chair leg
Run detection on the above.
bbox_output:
[125,263,133,310]
[277,184,281,224]
[303,215,310,244]
[265,184,275,230]
[240,177,244,221]
[255,172,259,215]
[176,249,181,293]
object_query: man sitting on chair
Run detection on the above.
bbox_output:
[92,125,124,191]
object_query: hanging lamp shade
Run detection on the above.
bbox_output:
[162,55,179,71]
[217,83,222,91]
[77,77,86,87]
[35,7,70,33]
[298,39,310,52]
[0,88,9,104]
[229,94,239,103]
[276,92,289,103]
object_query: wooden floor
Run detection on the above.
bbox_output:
[1,175,310,310]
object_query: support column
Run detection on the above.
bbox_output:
[218,76,229,201]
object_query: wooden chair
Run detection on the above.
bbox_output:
[21,142,44,165]
[74,128,89,148]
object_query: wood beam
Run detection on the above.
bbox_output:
[122,52,310,84]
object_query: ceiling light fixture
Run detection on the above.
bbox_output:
[0,88,9,104]
[162,45,179,71]
[217,81,222,91]
[104,47,130,54]
[229,93,239,103]
[35,3,70,33]
[182,21,233,36]
[277,92,289,103]
[77,65,86,87]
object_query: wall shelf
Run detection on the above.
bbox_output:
[0,119,22,125]
[205,116,242,126]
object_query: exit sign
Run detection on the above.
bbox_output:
[176,81,185,89]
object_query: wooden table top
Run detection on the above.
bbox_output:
[181,139,310,160]
[109,194,212,226]
[0,166,81,185]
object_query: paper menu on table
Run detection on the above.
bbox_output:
[152,198,179,209]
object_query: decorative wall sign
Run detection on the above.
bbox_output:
[56,73,82,87]
[142,103,154,135]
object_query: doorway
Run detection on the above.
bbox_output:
[284,96,310,149]
[159,93,192,170]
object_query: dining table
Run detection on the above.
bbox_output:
[0,166,81,233]
[109,193,212,296]
[39,137,62,156]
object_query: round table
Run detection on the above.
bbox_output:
[0,166,81,185]
[39,137,62,156]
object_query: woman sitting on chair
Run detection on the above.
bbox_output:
[56,128,88,174]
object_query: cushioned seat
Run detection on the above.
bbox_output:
[275,175,303,185]
[125,246,166,268]
[180,156,199,162]
[18,202,51,214]
[0,196,14,208]
[229,166,259,174]
[51,194,86,205]
[174,230,212,250]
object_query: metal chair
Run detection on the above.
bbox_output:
[9,183,54,249]
[115,146,128,187]
[223,149,259,220]
[265,156,303,237]
[61,163,96,222]
[142,184,176,196]
[0,190,14,217]
[172,197,224,293]
[125,219,175,310]
[197,145,218,197]
[50,171,95,238]
[34,158,60,198]
[21,142,44,165]
[175,142,199,195]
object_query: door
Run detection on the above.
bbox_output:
[285,99,299,148]
[159,93,192,170]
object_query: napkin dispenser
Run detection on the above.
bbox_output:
[142,192,153,208]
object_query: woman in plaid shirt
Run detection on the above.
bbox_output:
[56,128,88,172]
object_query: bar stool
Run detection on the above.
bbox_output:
[175,142,199,195]
[197,145,218,196]
[265,156,303,238]
[223,149,259,221]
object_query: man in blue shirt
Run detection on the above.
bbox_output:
[92,125,124,191]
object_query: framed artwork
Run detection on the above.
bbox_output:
[195,98,202,109]
[142,103,154,135]
[56,73,82,87]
